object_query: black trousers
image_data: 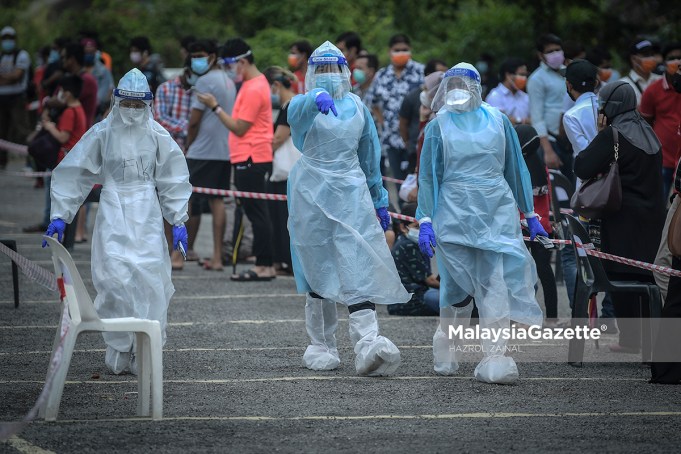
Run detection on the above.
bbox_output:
[267,179,291,267]
[233,159,273,267]
[651,256,681,383]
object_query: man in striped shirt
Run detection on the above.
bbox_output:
[154,60,192,152]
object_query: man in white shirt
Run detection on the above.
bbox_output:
[620,38,662,106]
[485,57,530,125]
[563,59,599,160]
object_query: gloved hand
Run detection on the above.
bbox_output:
[42,219,66,248]
[527,217,548,241]
[314,91,338,116]
[172,224,188,254]
[418,222,437,258]
[375,207,391,231]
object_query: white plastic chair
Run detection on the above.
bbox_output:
[39,236,163,421]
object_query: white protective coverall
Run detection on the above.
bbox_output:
[417,63,544,384]
[287,41,410,376]
[50,69,191,374]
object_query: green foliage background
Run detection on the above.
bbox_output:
[2,0,679,80]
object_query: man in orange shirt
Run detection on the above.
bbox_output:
[198,38,275,280]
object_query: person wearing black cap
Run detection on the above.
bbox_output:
[0,25,31,169]
[620,37,662,106]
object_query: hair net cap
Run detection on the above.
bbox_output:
[114,68,153,100]
[305,41,352,99]
[431,62,482,113]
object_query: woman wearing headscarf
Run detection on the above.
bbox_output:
[574,80,665,354]
[417,63,548,384]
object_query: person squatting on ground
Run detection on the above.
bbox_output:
[287,41,411,376]
[43,68,191,374]
[417,63,548,384]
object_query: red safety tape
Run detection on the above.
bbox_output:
[382,176,405,184]
[0,139,29,156]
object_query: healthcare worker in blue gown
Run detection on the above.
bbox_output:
[287,41,411,376]
[417,63,548,384]
[44,68,191,375]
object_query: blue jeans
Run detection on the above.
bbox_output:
[424,288,440,315]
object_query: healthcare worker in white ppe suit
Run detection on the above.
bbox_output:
[287,41,411,376]
[417,63,548,384]
[44,68,191,375]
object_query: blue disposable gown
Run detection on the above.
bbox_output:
[287,89,410,306]
[50,109,191,351]
[416,104,543,326]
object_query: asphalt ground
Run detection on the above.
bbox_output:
[1,156,680,453]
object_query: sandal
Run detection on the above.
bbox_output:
[230,269,275,282]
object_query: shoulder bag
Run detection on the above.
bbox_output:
[270,136,301,182]
[570,127,622,220]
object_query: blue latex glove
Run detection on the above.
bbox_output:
[314,91,338,116]
[42,219,66,248]
[418,222,437,258]
[527,217,548,241]
[172,224,188,255]
[376,207,391,231]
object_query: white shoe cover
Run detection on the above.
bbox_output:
[349,309,401,376]
[474,356,519,384]
[433,303,473,375]
[302,295,340,371]
[105,346,131,375]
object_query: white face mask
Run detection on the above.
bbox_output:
[406,227,420,244]
[419,90,430,108]
[130,51,142,64]
[119,106,147,126]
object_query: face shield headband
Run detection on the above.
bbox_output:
[220,50,252,65]
[113,88,153,101]
[444,67,481,83]
[308,55,348,67]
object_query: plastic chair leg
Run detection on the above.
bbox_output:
[149,327,163,420]
[568,288,592,366]
[43,329,78,421]
[136,332,151,417]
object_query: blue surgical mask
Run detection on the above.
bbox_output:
[48,49,60,64]
[1,39,15,53]
[271,93,281,107]
[352,68,367,85]
[83,53,95,66]
[316,73,344,98]
[191,57,211,76]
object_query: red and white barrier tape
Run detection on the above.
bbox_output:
[382,176,405,184]
[0,242,58,292]
[0,139,28,156]
[193,186,288,201]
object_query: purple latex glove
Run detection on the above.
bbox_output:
[527,216,548,241]
[418,221,437,258]
[314,91,338,116]
[172,224,188,254]
[42,218,66,248]
[376,207,391,231]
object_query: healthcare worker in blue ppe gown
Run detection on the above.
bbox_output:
[287,41,411,376]
[417,63,548,384]
[44,68,191,375]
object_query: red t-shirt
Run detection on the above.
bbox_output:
[79,71,98,127]
[639,77,681,169]
[228,74,273,164]
[56,105,87,163]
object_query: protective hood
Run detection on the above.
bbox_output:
[305,41,352,99]
[110,68,154,129]
[431,62,482,113]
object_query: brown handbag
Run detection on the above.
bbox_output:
[570,127,622,219]
[668,200,681,257]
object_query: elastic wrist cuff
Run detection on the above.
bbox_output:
[524,211,537,218]
[418,217,432,224]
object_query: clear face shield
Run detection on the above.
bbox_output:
[219,50,252,83]
[111,88,153,127]
[431,66,483,113]
[305,54,352,99]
